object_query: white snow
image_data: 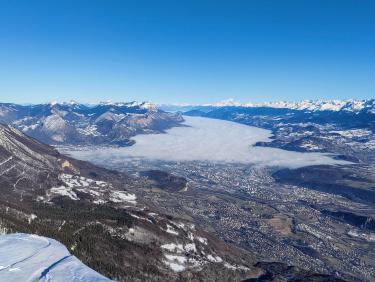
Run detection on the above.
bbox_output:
[207,255,223,263]
[161,243,184,253]
[164,255,187,264]
[163,261,186,272]
[196,236,208,245]
[195,99,373,112]
[45,174,137,205]
[27,214,37,224]
[223,262,249,271]
[140,102,157,111]
[0,233,111,281]
[184,243,196,252]
[77,125,101,137]
[162,99,375,113]
[160,232,247,273]
[109,191,137,204]
[49,186,80,201]
[165,224,179,235]
[330,129,372,138]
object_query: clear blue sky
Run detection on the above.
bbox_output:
[0,0,374,104]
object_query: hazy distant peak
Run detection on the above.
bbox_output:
[212,99,242,107]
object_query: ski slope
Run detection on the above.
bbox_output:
[0,233,112,282]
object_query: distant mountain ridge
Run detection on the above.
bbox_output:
[0,101,183,146]
[177,98,375,166]
[160,98,375,114]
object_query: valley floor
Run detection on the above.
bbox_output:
[58,147,375,282]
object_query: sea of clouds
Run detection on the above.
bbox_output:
[62,116,349,169]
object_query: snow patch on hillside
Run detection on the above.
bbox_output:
[45,174,137,205]
[160,222,248,273]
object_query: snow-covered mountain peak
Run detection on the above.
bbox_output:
[49,100,58,106]
[139,101,157,110]
[212,99,242,107]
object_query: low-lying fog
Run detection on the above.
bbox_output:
[63,116,349,169]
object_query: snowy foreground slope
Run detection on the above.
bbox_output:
[0,233,111,282]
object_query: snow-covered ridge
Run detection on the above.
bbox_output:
[0,233,111,281]
[241,99,375,113]
[162,98,375,113]
[46,100,158,110]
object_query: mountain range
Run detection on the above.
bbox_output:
[0,101,183,146]
[0,122,268,281]
[160,98,375,114]
[0,99,374,281]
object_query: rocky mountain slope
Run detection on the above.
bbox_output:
[0,123,266,281]
[0,101,183,146]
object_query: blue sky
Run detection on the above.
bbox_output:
[0,0,374,104]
